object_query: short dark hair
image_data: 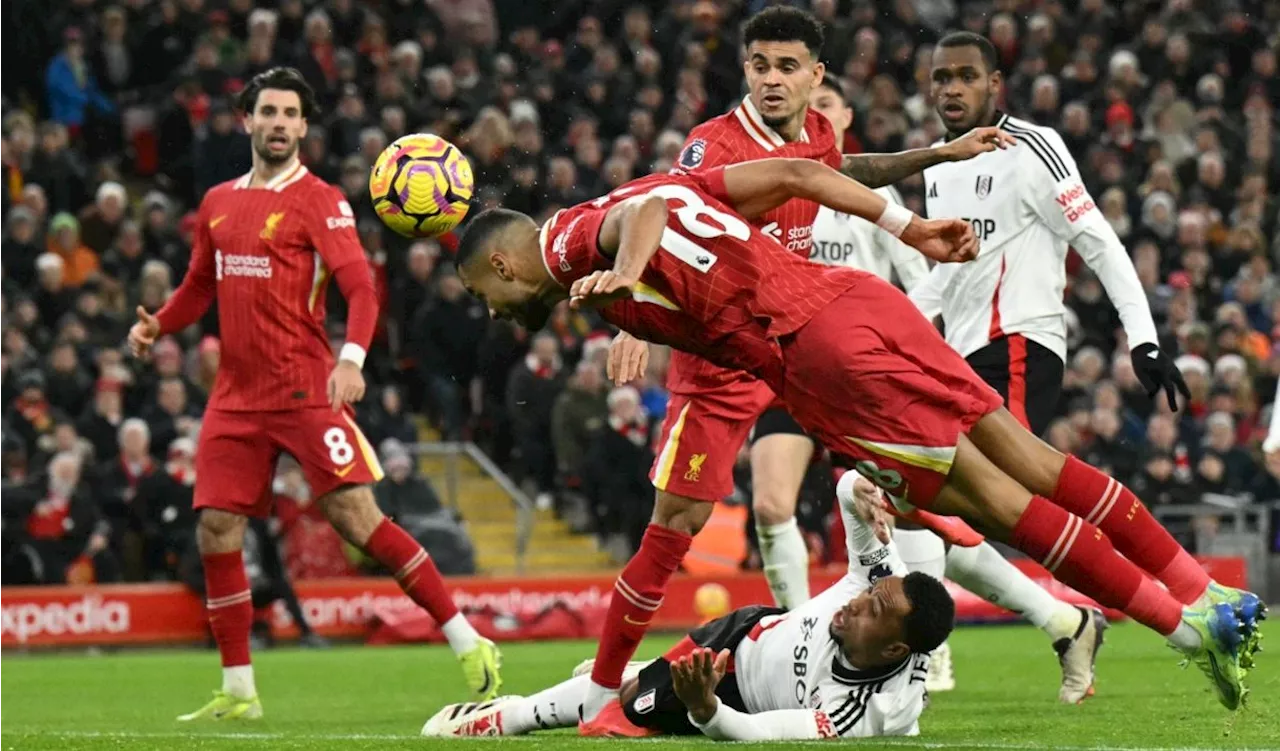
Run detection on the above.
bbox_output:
[454,208,527,269]
[742,6,824,59]
[237,67,319,119]
[901,571,955,654]
[936,32,1000,73]
[815,76,845,98]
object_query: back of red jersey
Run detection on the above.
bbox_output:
[194,165,371,411]
[668,97,842,394]
[540,171,865,387]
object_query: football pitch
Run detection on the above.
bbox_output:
[4,622,1278,750]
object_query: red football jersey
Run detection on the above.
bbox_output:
[539,170,866,391]
[668,96,842,395]
[157,163,371,411]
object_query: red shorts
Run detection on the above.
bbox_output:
[194,407,384,518]
[780,279,1003,508]
[649,381,776,502]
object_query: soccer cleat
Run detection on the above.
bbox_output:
[459,637,504,701]
[1177,601,1253,710]
[570,658,653,682]
[175,690,263,721]
[1197,583,1267,670]
[421,696,522,737]
[578,697,660,738]
[1053,607,1107,704]
[924,641,955,692]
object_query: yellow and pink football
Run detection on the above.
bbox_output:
[369,133,474,238]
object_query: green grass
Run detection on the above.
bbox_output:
[3,622,1278,750]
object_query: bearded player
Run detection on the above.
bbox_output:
[454,156,1264,713]
[592,7,1011,723]
[807,77,1107,702]
[422,470,951,741]
[128,68,501,721]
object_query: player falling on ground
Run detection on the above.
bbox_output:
[454,156,1265,713]
[805,78,1106,702]
[423,470,952,741]
[127,68,502,721]
[590,7,1011,723]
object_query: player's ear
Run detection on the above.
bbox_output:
[883,640,910,662]
[298,118,308,141]
[989,69,1004,95]
[490,252,514,281]
[812,62,826,87]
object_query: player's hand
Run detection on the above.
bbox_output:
[568,270,636,310]
[851,476,893,544]
[608,331,649,385]
[940,126,1016,162]
[670,647,730,725]
[901,217,979,263]
[128,306,161,359]
[327,360,365,412]
[1130,344,1191,412]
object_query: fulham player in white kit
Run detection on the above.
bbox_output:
[422,470,952,741]
[805,78,1106,703]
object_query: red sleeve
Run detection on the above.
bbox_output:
[304,185,378,351]
[155,194,217,334]
[690,167,732,206]
[545,206,615,287]
[672,121,742,174]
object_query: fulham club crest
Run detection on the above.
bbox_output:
[975,174,993,200]
[679,138,706,170]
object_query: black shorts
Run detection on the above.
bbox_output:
[750,406,814,445]
[965,334,1064,436]
[622,605,784,735]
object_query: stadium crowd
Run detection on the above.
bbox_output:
[3,0,1280,586]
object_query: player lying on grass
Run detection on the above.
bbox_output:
[454,155,1265,711]
[423,470,952,740]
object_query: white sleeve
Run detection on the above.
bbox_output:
[836,470,909,582]
[1019,128,1158,350]
[691,700,838,740]
[1264,381,1280,453]
[907,263,954,321]
[876,187,931,292]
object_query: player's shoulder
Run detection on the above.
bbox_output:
[200,178,242,207]
[291,169,343,199]
[803,108,837,146]
[675,109,749,172]
[998,114,1076,181]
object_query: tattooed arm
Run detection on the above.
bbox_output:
[840,126,1016,188]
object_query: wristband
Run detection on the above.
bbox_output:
[875,203,915,238]
[339,343,367,369]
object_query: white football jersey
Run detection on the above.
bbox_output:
[808,186,930,291]
[733,522,929,738]
[911,114,1157,361]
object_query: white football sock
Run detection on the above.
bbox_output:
[894,528,947,581]
[581,681,619,723]
[756,517,811,609]
[945,541,1079,639]
[503,675,590,734]
[222,665,256,699]
[441,613,480,655]
[1167,620,1202,651]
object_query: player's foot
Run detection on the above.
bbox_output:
[1177,601,1254,710]
[420,696,522,737]
[1196,583,1267,669]
[924,641,955,693]
[175,690,263,721]
[298,632,331,649]
[1053,607,1107,704]
[459,637,503,701]
[571,658,653,682]
[578,698,659,738]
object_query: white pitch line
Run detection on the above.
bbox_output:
[20,731,1278,750]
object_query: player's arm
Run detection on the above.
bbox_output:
[140,199,218,348]
[839,126,1015,188]
[1263,381,1280,454]
[568,195,669,309]
[1020,132,1188,408]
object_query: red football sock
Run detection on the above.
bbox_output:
[1012,496,1183,636]
[203,551,253,668]
[1051,455,1209,604]
[365,518,460,624]
[591,524,693,689]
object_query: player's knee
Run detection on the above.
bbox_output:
[651,491,714,536]
[318,484,382,546]
[752,490,795,527]
[196,509,247,554]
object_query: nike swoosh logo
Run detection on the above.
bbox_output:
[334,463,356,478]
[210,215,227,228]
[622,615,651,626]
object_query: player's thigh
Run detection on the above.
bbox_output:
[269,408,385,499]
[749,408,815,523]
[932,431,1036,540]
[965,408,1068,500]
[650,388,768,504]
[194,409,278,518]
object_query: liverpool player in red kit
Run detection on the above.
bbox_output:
[128,69,502,721]
[454,157,1264,714]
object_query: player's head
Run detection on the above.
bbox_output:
[742,7,825,135]
[931,32,1003,135]
[830,572,954,666]
[455,208,555,331]
[237,67,317,165]
[808,77,852,144]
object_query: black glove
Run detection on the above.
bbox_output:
[1131,343,1191,411]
